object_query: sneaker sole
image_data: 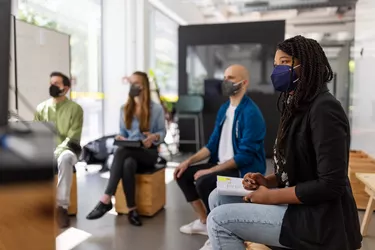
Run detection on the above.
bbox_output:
[179,229,208,236]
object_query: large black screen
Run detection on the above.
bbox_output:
[0,0,11,128]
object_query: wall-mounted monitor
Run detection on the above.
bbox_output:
[0,0,11,128]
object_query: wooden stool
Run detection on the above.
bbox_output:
[115,165,166,216]
[356,173,375,236]
[68,171,78,215]
[54,168,78,216]
[245,242,271,250]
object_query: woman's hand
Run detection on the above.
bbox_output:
[142,132,159,148]
[242,173,268,190]
[115,135,126,141]
[243,186,273,204]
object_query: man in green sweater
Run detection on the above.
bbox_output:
[34,72,83,228]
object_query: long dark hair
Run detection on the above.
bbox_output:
[275,35,333,157]
[124,71,151,132]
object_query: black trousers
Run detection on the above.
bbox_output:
[105,146,158,208]
[176,163,239,214]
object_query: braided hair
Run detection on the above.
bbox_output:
[275,35,333,161]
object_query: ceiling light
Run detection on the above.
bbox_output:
[149,0,188,25]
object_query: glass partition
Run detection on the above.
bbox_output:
[149,8,178,103]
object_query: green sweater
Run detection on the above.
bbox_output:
[34,98,83,158]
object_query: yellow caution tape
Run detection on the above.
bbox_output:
[70,92,178,103]
[70,92,105,100]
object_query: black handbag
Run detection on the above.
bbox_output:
[80,134,117,164]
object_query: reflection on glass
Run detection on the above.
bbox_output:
[150,9,178,102]
[186,44,276,96]
[18,0,103,144]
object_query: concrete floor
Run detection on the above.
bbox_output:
[60,159,375,250]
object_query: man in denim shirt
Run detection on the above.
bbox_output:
[174,65,266,238]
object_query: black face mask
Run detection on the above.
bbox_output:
[49,85,64,98]
[129,84,142,97]
[221,80,243,96]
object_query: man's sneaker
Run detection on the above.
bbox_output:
[179,219,208,235]
[57,206,70,229]
[199,239,212,250]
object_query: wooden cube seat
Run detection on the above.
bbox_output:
[115,164,166,217]
[355,173,375,236]
[54,166,78,216]
[348,151,375,209]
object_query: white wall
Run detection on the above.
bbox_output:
[102,0,128,135]
[102,0,152,135]
[9,17,16,114]
[11,0,17,15]
[352,0,375,157]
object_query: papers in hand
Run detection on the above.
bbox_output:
[216,176,253,196]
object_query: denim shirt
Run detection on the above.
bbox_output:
[119,101,166,145]
[205,96,266,177]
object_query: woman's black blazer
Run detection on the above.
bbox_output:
[278,86,362,250]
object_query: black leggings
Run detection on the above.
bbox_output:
[176,163,239,214]
[105,146,158,208]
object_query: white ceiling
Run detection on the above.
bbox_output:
[184,0,356,49]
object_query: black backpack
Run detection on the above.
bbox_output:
[80,134,117,166]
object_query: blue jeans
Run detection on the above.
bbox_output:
[207,188,289,250]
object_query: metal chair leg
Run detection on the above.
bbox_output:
[199,112,205,147]
[194,116,199,152]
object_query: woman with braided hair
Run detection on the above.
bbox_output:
[203,36,362,250]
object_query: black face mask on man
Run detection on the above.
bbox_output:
[49,85,64,98]
[129,84,142,98]
[221,80,243,96]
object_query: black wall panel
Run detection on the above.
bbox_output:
[178,20,285,158]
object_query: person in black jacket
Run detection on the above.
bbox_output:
[204,35,362,250]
